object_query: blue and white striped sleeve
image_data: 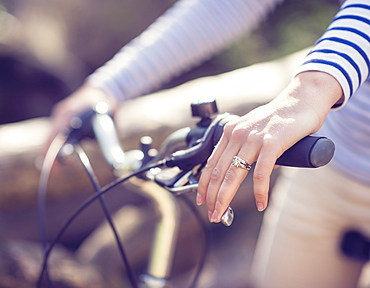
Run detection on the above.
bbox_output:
[86,0,283,102]
[294,0,370,108]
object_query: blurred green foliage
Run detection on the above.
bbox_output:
[208,0,339,71]
[0,0,340,123]
[163,0,340,86]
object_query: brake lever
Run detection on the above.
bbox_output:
[168,183,234,227]
[164,113,235,170]
[159,167,235,226]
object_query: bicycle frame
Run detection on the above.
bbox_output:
[128,178,180,288]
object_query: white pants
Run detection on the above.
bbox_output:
[251,164,370,288]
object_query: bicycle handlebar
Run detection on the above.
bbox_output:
[68,101,335,172]
[165,112,335,170]
[70,100,335,227]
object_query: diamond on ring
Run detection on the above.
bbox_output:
[232,156,252,170]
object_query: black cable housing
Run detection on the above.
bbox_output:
[74,144,139,288]
[36,160,165,288]
[37,133,69,288]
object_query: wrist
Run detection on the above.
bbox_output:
[294,71,344,107]
[282,71,343,131]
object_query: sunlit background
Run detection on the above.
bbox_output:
[0,0,338,124]
[0,1,341,287]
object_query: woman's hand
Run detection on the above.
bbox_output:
[43,84,118,157]
[196,71,343,223]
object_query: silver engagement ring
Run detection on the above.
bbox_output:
[232,156,252,170]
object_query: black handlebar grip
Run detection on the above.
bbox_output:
[214,114,335,168]
[166,113,335,170]
[275,135,335,168]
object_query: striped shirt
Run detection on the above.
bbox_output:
[295,0,370,184]
[87,0,370,183]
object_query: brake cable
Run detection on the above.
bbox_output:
[37,132,68,288]
[36,159,165,288]
[74,143,139,288]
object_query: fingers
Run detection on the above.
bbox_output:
[42,86,118,160]
[252,145,277,212]
[206,148,249,222]
[208,154,251,222]
[41,102,73,160]
[197,126,278,223]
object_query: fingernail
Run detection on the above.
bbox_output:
[256,202,265,212]
[211,210,219,223]
[196,193,203,206]
[208,210,213,222]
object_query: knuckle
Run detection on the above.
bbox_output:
[205,157,217,169]
[210,166,222,181]
[206,195,216,208]
[215,197,227,211]
[254,191,266,202]
[263,134,275,144]
[262,136,279,152]
[253,169,267,183]
[197,180,207,193]
[203,158,216,173]
[223,168,237,184]
[246,131,260,143]
[223,122,235,136]
[231,128,245,139]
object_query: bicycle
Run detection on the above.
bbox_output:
[37,99,335,288]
